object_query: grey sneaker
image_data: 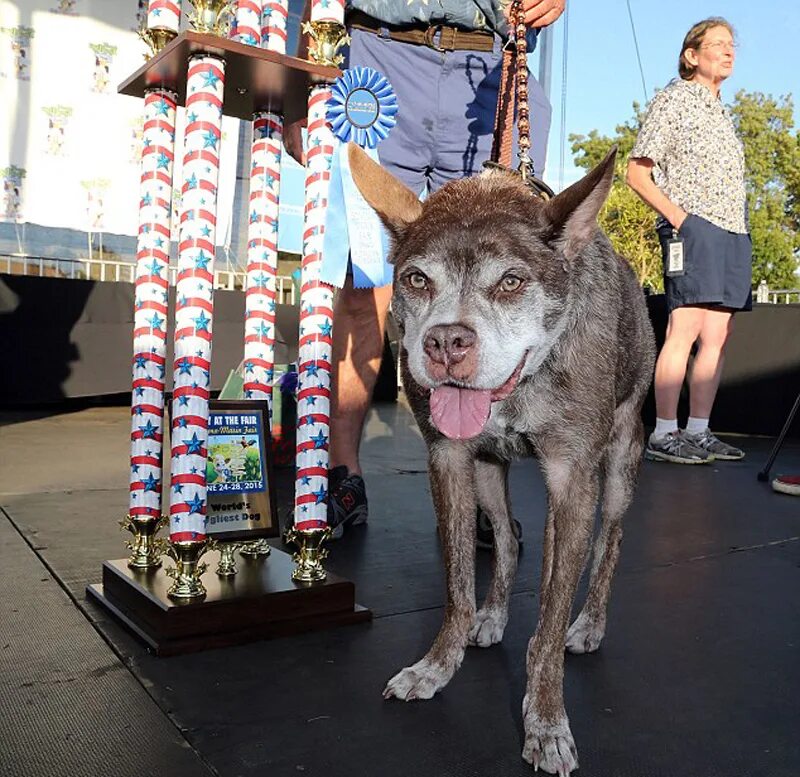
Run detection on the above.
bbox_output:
[645,430,714,464]
[683,428,745,461]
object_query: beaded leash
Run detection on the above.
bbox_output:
[487,0,554,199]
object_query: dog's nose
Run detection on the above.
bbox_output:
[423,324,476,366]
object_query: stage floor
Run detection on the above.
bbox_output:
[1,400,799,777]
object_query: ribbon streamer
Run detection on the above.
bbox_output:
[320,67,398,288]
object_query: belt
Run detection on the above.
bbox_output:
[347,11,496,52]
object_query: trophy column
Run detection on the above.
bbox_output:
[124,88,179,569]
[286,0,348,581]
[165,52,227,600]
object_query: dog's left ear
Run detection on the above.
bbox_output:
[348,143,423,239]
[540,146,617,261]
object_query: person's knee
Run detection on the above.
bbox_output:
[662,325,700,354]
[697,330,731,355]
[698,316,735,353]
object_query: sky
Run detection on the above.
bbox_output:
[536,0,800,190]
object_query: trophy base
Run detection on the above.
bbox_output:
[87,547,371,656]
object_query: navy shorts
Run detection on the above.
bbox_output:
[657,214,753,314]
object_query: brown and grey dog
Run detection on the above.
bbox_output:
[348,144,656,775]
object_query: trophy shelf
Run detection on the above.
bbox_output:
[87,547,371,656]
[119,31,341,123]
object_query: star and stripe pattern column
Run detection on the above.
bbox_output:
[129,89,177,521]
[291,0,345,529]
[261,0,288,52]
[147,0,182,34]
[233,0,262,46]
[168,55,226,541]
[294,82,336,530]
[310,0,344,24]
[242,113,282,410]
[240,1,288,415]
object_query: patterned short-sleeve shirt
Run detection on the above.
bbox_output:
[630,78,747,234]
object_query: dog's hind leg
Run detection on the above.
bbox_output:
[523,454,598,775]
[384,443,476,701]
[469,459,518,647]
[566,398,643,655]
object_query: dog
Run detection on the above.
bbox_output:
[348,143,656,775]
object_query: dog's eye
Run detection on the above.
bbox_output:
[407,272,428,290]
[499,275,523,292]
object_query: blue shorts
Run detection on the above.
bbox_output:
[346,27,551,195]
[657,215,753,314]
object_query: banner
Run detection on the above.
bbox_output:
[0,1,239,246]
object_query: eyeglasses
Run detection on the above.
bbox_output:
[700,41,738,52]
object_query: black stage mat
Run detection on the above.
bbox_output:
[2,401,800,776]
[4,417,800,619]
[0,509,215,777]
[73,550,800,777]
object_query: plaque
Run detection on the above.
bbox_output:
[205,399,279,540]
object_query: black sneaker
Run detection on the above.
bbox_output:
[327,465,368,540]
[282,466,368,542]
[476,507,523,551]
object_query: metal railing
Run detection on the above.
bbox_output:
[6,253,794,308]
[1,253,297,304]
[755,280,800,305]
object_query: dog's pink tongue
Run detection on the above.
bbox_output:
[429,385,492,440]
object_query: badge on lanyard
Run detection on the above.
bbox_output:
[321,67,399,289]
[666,229,685,277]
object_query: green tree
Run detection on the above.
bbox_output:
[570,92,800,292]
[570,105,664,290]
[731,91,800,289]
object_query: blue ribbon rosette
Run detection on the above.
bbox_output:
[320,67,399,289]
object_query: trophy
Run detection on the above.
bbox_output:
[187,0,236,36]
[139,25,178,58]
[165,538,216,600]
[302,20,350,67]
[285,525,331,582]
[120,513,167,569]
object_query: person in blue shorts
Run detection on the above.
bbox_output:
[286,0,565,543]
[627,17,751,466]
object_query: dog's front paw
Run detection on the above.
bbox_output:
[383,659,451,701]
[521,699,578,775]
[565,611,605,654]
[468,607,507,647]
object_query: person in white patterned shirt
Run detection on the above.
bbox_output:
[627,17,751,465]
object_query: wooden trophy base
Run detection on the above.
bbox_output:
[87,547,371,656]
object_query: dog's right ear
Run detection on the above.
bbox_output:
[348,143,422,239]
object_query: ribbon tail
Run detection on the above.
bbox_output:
[342,145,393,289]
[319,142,351,288]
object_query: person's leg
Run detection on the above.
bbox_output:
[327,32,432,481]
[682,308,745,460]
[687,308,734,419]
[646,306,714,463]
[329,279,394,476]
[653,306,705,422]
